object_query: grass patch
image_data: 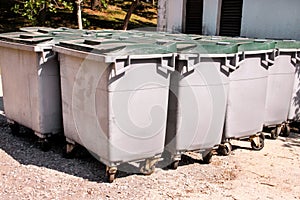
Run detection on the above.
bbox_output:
[0,1,157,33]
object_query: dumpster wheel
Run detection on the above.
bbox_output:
[139,158,158,175]
[250,133,265,151]
[280,123,290,137]
[202,150,213,164]
[169,160,179,170]
[270,126,280,140]
[217,142,232,156]
[38,138,51,152]
[8,122,20,136]
[63,143,77,159]
[106,166,117,183]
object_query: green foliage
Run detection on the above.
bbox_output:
[101,0,108,9]
[12,0,73,24]
[82,17,90,28]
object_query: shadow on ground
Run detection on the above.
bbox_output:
[278,132,300,148]
[0,96,207,183]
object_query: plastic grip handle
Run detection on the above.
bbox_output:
[41,51,56,63]
[160,64,175,72]
[264,54,275,64]
[223,53,244,70]
[116,65,132,75]
[295,52,300,62]
[264,50,278,64]
[224,63,237,70]
[115,64,174,75]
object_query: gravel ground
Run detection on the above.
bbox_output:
[0,85,299,199]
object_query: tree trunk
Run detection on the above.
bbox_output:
[77,0,83,29]
[37,3,47,25]
[122,0,140,30]
[91,0,102,10]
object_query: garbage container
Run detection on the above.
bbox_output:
[286,42,300,134]
[164,41,237,169]
[263,40,300,138]
[0,31,63,150]
[217,39,275,155]
[53,37,176,182]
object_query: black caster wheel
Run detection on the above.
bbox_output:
[280,124,290,137]
[107,173,116,183]
[270,127,279,140]
[217,142,232,156]
[9,123,20,136]
[251,133,265,151]
[202,150,213,164]
[140,159,157,176]
[39,139,51,152]
[62,143,76,159]
[140,165,155,176]
[62,148,75,159]
[106,167,117,183]
[169,160,179,170]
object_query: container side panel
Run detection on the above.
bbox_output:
[107,62,170,163]
[167,61,228,153]
[0,46,38,130]
[264,55,295,126]
[225,57,268,138]
[288,64,300,121]
[38,51,62,133]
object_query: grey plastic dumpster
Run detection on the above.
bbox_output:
[263,40,300,138]
[53,38,176,182]
[0,32,62,150]
[217,40,275,155]
[164,41,237,169]
[287,42,300,133]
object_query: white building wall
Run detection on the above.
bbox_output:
[202,0,220,35]
[241,0,300,40]
[157,0,184,33]
[158,0,300,39]
[157,0,168,31]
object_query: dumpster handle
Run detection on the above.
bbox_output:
[113,56,175,75]
[224,58,237,70]
[113,56,132,75]
[41,51,56,63]
[114,65,132,75]
[183,53,200,72]
[237,52,246,66]
[263,50,278,65]
[223,53,245,70]
[160,64,175,72]
[160,56,175,72]
[295,51,300,62]
[264,53,275,64]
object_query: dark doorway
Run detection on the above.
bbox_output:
[185,0,203,34]
[219,0,243,36]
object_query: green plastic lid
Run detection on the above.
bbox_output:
[57,38,177,56]
[176,41,238,54]
[0,32,53,44]
[238,40,275,52]
[205,38,275,52]
[274,40,300,49]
